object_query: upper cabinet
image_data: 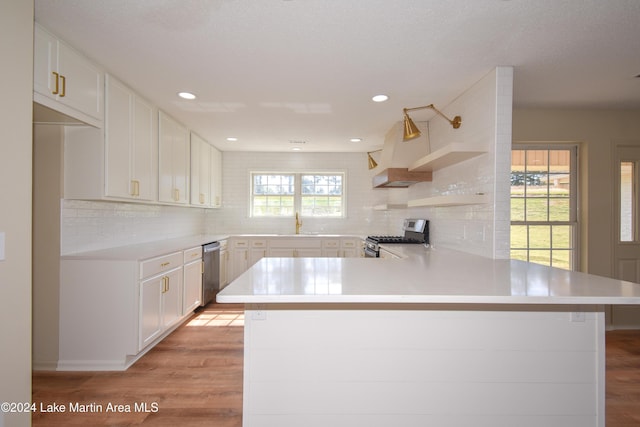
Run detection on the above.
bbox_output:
[33,24,104,127]
[159,111,190,205]
[104,75,156,201]
[190,132,223,209]
[210,145,222,208]
[190,132,211,207]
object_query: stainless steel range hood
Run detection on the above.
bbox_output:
[372,121,432,188]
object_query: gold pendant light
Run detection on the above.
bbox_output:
[402,105,462,141]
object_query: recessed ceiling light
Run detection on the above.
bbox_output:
[291,147,301,151]
[372,94,389,102]
[178,92,196,100]
[226,137,238,142]
[350,138,363,143]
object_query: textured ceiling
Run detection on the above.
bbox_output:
[35,0,640,152]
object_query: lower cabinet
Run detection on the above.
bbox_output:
[59,248,194,371]
[220,240,229,288]
[139,266,183,351]
[183,246,203,313]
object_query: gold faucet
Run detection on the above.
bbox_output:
[295,212,303,234]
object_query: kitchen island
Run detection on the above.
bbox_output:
[217,246,640,427]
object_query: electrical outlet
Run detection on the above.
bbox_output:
[252,304,266,320]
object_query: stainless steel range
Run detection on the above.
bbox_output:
[364,219,429,257]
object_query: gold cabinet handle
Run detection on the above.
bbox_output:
[60,74,66,97]
[160,261,170,267]
[130,180,140,197]
[199,193,205,204]
[173,188,180,202]
[52,71,59,95]
[161,276,169,293]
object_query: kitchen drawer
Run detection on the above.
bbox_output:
[341,239,359,248]
[183,246,202,263]
[251,239,268,248]
[322,239,340,248]
[233,239,248,248]
[140,252,183,280]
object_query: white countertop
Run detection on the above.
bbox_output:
[61,234,229,261]
[217,245,640,305]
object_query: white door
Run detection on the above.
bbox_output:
[613,144,640,328]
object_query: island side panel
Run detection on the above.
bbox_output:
[243,304,604,427]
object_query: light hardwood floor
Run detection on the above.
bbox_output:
[33,303,640,426]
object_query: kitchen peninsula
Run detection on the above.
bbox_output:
[217,246,640,427]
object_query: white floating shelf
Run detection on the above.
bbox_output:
[409,142,487,172]
[407,194,488,207]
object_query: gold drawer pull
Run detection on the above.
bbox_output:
[160,262,170,267]
[52,71,59,95]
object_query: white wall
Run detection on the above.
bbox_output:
[0,1,33,426]
[406,67,512,258]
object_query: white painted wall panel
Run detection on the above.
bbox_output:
[243,305,604,427]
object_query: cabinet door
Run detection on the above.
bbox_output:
[296,248,323,257]
[105,76,133,199]
[162,267,184,329]
[33,24,103,125]
[132,96,155,201]
[220,249,229,288]
[269,248,295,257]
[159,112,189,204]
[250,248,267,267]
[33,25,57,99]
[190,133,211,206]
[57,40,103,121]
[139,275,163,351]
[230,248,249,282]
[183,260,203,314]
[210,145,222,208]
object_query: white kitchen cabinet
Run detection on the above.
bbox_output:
[104,74,156,201]
[59,247,195,371]
[220,240,229,288]
[321,238,340,257]
[269,238,323,257]
[230,239,249,282]
[159,111,190,205]
[251,239,268,262]
[210,145,223,208]
[190,132,211,207]
[183,246,203,314]
[138,252,184,351]
[34,24,103,127]
[341,238,363,258]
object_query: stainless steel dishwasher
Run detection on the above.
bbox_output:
[201,241,221,306]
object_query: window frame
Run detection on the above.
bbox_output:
[250,171,346,218]
[510,144,579,270]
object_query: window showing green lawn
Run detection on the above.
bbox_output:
[511,147,577,270]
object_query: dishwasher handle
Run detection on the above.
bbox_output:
[203,241,220,252]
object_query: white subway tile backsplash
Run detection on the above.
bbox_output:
[61,67,513,258]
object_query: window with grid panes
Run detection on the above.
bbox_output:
[510,145,578,270]
[251,172,345,217]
